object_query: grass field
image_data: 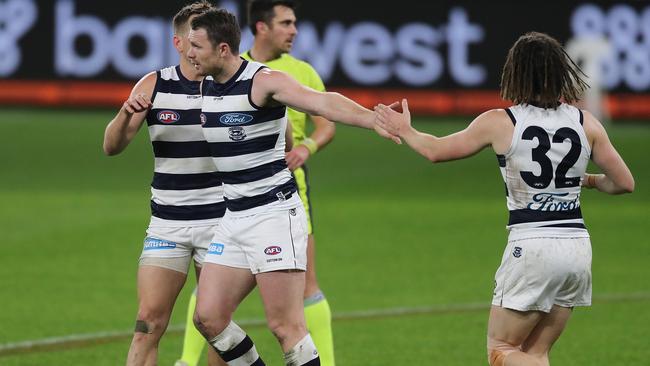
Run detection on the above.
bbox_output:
[0,108,648,365]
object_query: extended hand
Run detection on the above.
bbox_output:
[375,99,411,138]
[372,101,403,144]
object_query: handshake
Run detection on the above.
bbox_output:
[372,99,411,144]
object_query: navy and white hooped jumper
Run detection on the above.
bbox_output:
[200,60,296,212]
[145,65,225,225]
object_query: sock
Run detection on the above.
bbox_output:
[284,334,320,366]
[304,292,334,366]
[179,288,205,366]
[209,321,265,366]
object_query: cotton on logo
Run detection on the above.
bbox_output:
[157,110,179,123]
[264,246,282,255]
[0,0,38,76]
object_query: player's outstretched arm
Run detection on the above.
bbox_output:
[103,72,156,156]
[253,69,401,144]
[375,99,503,163]
[582,110,634,194]
[255,69,385,131]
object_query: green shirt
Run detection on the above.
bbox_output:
[242,51,325,143]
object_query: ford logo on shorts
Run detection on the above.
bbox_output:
[157,110,180,123]
[220,113,253,125]
[264,246,282,255]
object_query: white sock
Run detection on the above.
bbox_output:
[209,321,264,366]
[283,334,320,366]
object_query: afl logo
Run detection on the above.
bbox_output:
[264,246,282,255]
[200,113,207,125]
[157,110,180,124]
[513,246,522,258]
[220,113,253,125]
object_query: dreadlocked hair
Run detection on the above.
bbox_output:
[500,31,589,109]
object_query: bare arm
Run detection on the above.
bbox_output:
[582,111,634,194]
[252,69,375,129]
[103,72,156,156]
[375,99,511,162]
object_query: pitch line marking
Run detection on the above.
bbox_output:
[1,291,649,357]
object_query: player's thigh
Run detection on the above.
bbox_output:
[521,305,573,355]
[487,305,544,348]
[256,270,306,324]
[196,262,256,318]
[137,265,187,313]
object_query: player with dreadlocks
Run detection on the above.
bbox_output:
[375,31,634,366]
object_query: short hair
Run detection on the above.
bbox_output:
[172,0,215,35]
[500,32,589,108]
[247,0,298,35]
[191,8,241,54]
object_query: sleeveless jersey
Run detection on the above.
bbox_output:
[241,51,325,144]
[497,103,591,234]
[145,65,225,224]
[200,60,295,212]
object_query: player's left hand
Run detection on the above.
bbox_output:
[375,99,411,138]
[286,145,310,171]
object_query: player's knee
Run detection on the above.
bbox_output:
[487,337,520,366]
[132,318,165,341]
[133,307,169,336]
[267,319,305,344]
[193,309,230,339]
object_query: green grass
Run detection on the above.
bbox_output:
[0,108,648,365]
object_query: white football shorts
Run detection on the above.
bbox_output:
[139,220,220,274]
[492,235,592,312]
[204,196,308,274]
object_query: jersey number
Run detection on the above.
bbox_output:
[520,126,582,189]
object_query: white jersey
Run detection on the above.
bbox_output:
[498,103,591,236]
[145,65,225,226]
[200,60,295,212]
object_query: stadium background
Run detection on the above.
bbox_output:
[0,0,648,365]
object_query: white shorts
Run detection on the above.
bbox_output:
[204,197,308,274]
[492,236,592,313]
[139,222,220,273]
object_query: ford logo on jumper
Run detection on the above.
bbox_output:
[527,192,580,211]
[220,113,253,125]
